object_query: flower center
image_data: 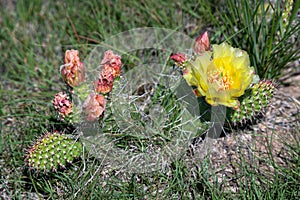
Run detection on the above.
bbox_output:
[207,69,233,92]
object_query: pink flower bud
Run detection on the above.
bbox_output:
[194,31,210,55]
[170,53,187,66]
[94,71,115,94]
[52,92,73,120]
[61,50,85,87]
[101,50,122,77]
[82,93,106,122]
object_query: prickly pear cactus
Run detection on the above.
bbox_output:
[25,131,82,172]
[229,80,276,127]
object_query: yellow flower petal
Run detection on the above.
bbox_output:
[183,42,255,108]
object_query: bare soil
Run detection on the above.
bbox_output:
[191,70,300,192]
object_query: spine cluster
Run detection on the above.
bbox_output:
[230,80,276,127]
[25,132,82,172]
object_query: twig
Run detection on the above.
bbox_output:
[67,15,81,44]
[78,35,101,44]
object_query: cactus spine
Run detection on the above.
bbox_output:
[229,80,276,127]
[25,131,82,172]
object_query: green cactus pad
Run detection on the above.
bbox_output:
[229,80,276,127]
[25,131,82,172]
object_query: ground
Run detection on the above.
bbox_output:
[194,68,300,192]
[0,1,299,198]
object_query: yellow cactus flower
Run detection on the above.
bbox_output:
[183,42,255,109]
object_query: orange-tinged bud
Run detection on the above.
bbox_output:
[193,89,202,97]
[94,71,114,94]
[82,93,106,122]
[101,50,122,77]
[194,31,210,55]
[170,53,187,67]
[61,50,85,87]
[52,92,73,120]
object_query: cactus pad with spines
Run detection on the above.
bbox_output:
[25,131,82,172]
[229,80,276,127]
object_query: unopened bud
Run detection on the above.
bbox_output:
[101,50,122,77]
[94,71,115,94]
[170,53,187,67]
[52,92,73,120]
[82,93,106,122]
[194,31,210,55]
[61,50,85,87]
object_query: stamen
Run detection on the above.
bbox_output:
[207,69,233,92]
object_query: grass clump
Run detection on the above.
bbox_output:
[0,0,299,199]
[211,0,300,79]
